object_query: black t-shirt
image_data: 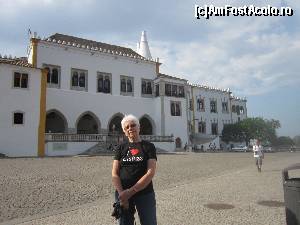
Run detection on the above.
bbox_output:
[114,140,157,196]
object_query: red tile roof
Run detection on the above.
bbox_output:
[47,33,144,59]
[0,56,33,68]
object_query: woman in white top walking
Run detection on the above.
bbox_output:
[253,140,264,172]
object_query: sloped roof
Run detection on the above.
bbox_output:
[48,33,143,59]
[0,56,33,68]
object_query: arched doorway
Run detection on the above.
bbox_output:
[77,114,99,134]
[108,114,123,134]
[46,110,67,133]
[139,117,153,135]
[175,137,182,148]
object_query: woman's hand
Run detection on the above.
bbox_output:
[118,189,135,202]
[120,199,129,209]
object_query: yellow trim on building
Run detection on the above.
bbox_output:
[31,38,39,68]
[37,69,47,157]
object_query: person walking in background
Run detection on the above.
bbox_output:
[112,114,157,225]
[253,140,264,172]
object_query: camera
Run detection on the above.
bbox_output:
[111,201,123,219]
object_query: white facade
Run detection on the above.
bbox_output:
[192,86,232,136]
[0,31,248,157]
[0,61,43,157]
[230,97,247,124]
[187,85,247,150]
[36,40,158,132]
[28,34,189,153]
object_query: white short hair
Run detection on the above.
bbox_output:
[121,114,140,130]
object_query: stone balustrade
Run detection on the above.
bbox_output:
[45,133,173,143]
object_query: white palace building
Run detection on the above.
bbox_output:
[0,31,247,157]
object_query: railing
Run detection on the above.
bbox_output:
[140,135,173,142]
[45,133,174,143]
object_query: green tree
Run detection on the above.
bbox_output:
[222,117,281,145]
[222,123,243,143]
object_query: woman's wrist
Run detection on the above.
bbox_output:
[128,186,138,195]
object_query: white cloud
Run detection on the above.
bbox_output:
[146,12,300,97]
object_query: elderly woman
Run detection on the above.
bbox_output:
[112,114,157,225]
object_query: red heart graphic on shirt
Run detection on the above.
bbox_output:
[130,149,139,156]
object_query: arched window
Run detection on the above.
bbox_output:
[51,68,58,84]
[139,117,153,135]
[142,80,146,94]
[43,64,61,88]
[121,79,126,92]
[146,82,152,94]
[20,74,28,88]
[46,111,67,133]
[77,114,99,134]
[127,79,132,92]
[72,71,78,86]
[98,75,103,92]
[104,76,110,93]
[79,72,85,87]
[171,102,175,116]
[13,72,28,89]
[197,99,201,111]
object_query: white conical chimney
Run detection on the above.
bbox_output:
[137,31,152,59]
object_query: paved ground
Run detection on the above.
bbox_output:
[1,152,300,225]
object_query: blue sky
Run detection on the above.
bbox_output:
[0,0,299,137]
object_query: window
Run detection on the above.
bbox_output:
[165,84,171,96]
[211,123,218,135]
[165,83,184,98]
[71,69,88,91]
[236,105,240,115]
[155,84,159,97]
[170,101,181,116]
[232,105,236,113]
[120,76,134,95]
[210,100,217,113]
[197,99,200,111]
[43,64,61,88]
[13,72,28,88]
[172,85,177,96]
[240,106,244,114]
[198,121,206,133]
[178,86,185,97]
[141,79,153,95]
[13,112,24,125]
[200,99,205,111]
[197,98,205,112]
[97,72,111,94]
[222,102,228,113]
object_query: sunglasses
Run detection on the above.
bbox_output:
[125,123,137,130]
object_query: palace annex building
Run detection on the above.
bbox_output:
[0,31,247,157]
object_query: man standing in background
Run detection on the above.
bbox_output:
[253,140,264,172]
